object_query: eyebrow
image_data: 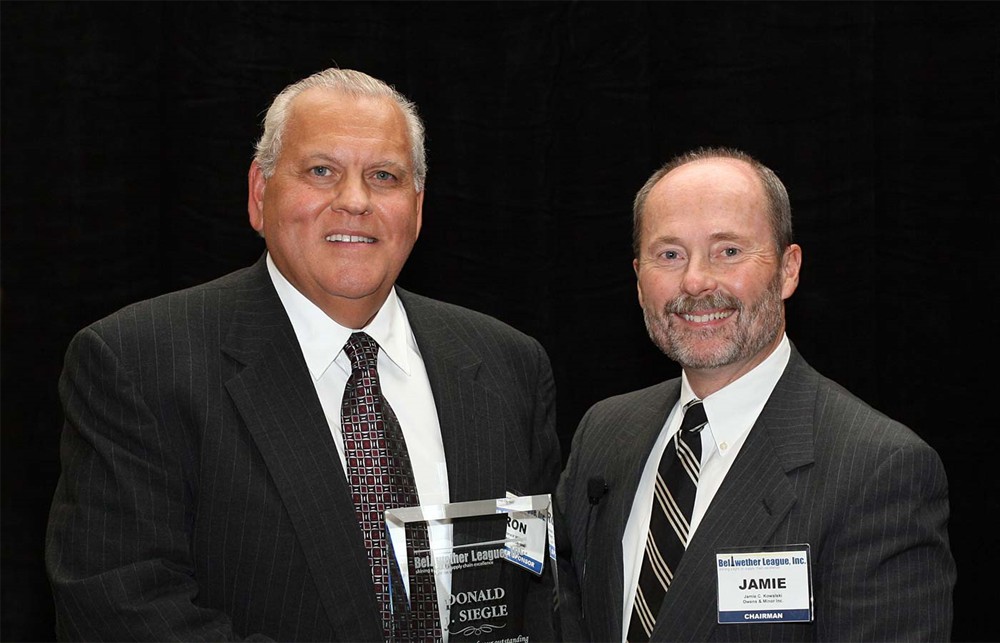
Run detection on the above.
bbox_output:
[707,231,745,243]
[653,231,747,245]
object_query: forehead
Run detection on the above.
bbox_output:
[644,158,768,231]
[652,158,761,205]
[283,87,410,153]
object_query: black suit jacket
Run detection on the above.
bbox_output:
[555,345,955,642]
[46,255,561,641]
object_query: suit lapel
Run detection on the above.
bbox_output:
[653,347,817,640]
[221,257,382,637]
[395,289,512,610]
[396,289,506,503]
[584,381,681,642]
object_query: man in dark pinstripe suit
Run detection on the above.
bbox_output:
[555,147,955,642]
[45,68,560,641]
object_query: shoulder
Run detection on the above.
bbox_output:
[568,379,679,452]
[817,373,931,450]
[397,287,544,352]
[79,261,263,344]
[584,380,679,420]
[786,346,939,458]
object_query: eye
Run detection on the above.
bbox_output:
[373,170,396,182]
[722,247,741,257]
[661,249,680,260]
[310,166,331,177]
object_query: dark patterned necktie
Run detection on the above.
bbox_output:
[627,399,708,642]
[341,332,441,642]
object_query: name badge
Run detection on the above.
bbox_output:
[499,492,548,575]
[716,545,813,624]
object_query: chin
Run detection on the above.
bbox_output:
[320,277,387,301]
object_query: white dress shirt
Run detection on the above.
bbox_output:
[621,334,791,641]
[266,254,452,630]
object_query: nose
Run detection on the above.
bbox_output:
[330,173,372,216]
[680,253,718,297]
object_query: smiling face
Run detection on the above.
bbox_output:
[248,87,423,328]
[633,158,801,395]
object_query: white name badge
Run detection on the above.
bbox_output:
[716,545,813,624]
[499,493,548,575]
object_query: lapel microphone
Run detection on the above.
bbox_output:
[583,476,609,621]
[588,476,609,505]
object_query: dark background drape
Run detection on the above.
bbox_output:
[2,2,997,641]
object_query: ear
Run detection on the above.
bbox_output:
[633,258,645,308]
[248,161,267,234]
[780,243,802,300]
[413,189,425,240]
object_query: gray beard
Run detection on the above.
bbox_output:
[643,270,785,370]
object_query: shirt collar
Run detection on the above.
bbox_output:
[265,253,413,380]
[680,333,791,454]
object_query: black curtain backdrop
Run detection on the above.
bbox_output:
[2,2,998,641]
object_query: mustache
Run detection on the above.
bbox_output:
[666,292,741,315]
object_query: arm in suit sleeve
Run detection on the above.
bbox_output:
[553,450,585,642]
[45,326,266,642]
[816,439,956,641]
[520,337,563,640]
[528,337,560,495]
[552,404,597,643]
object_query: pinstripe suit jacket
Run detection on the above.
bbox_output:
[45,255,561,641]
[555,345,955,642]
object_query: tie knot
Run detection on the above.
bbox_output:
[344,332,379,371]
[680,400,708,434]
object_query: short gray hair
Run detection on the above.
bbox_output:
[253,68,427,191]
[632,146,792,257]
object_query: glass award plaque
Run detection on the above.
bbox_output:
[385,493,556,642]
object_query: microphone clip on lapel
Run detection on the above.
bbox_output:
[582,476,609,622]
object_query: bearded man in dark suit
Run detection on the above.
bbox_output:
[555,147,955,642]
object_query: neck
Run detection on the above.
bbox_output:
[320,295,385,330]
[684,331,784,399]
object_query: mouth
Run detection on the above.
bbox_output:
[678,310,734,323]
[325,233,375,244]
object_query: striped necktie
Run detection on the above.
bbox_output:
[627,399,708,642]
